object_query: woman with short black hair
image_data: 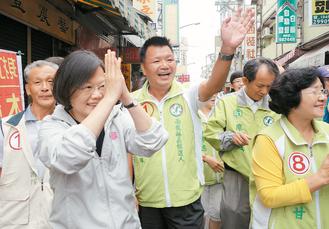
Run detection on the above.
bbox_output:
[37,50,168,229]
[250,67,329,229]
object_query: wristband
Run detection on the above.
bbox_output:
[218,52,234,61]
[124,100,138,109]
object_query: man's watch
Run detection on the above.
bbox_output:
[124,100,138,109]
[218,52,235,61]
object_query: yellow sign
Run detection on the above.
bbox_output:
[133,0,157,22]
[78,0,120,16]
[121,63,132,91]
[0,0,75,44]
[310,0,329,25]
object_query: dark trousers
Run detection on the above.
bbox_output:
[138,198,204,229]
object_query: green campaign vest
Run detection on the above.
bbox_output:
[251,117,329,229]
[205,92,280,178]
[199,111,223,185]
[132,80,203,208]
[202,138,223,185]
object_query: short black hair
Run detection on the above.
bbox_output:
[243,57,279,82]
[230,71,243,83]
[269,67,324,116]
[53,50,104,110]
[139,36,173,63]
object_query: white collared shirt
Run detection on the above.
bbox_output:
[242,87,265,113]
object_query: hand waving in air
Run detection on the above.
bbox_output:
[221,7,255,54]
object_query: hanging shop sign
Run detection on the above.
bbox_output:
[0,49,25,118]
[244,5,257,60]
[133,0,157,22]
[121,63,132,91]
[276,0,297,43]
[309,0,329,25]
[0,0,75,44]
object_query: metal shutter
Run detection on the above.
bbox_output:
[0,13,28,68]
[31,28,53,61]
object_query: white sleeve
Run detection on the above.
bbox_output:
[37,118,97,175]
[119,110,168,157]
[183,81,203,115]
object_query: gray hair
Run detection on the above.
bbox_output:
[24,60,58,82]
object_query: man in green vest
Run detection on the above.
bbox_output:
[132,8,255,229]
[204,57,280,229]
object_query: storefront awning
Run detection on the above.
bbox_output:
[288,43,329,68]
[274,48,305,67]
[77,0,156,39]
[123,35,144,47]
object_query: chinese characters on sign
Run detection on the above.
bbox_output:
[276,0,297,43]
[0,0,74,44]
[11,0,26,13]
[0,49,25,118]
[310,0,329,25]
[244,5,257,61]
[37,4,50,26]
[133,0,157,22]
[109,0,156,39]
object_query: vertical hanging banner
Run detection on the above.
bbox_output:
[309,0,329,25]
[276,0,297,43]
[163,0,179,46]
[121,63,132,91]
[244,5,257,61]
[0,49,25,118]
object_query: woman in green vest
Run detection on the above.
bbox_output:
[251,67,329,229]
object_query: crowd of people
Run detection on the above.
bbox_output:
[1,7,329,229]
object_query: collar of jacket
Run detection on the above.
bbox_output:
[280,116,329,146]
[236,87,271,110]
[136,79,185,103]
[51,104,121,126]
[5,111,25,127]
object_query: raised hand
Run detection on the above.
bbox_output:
[306,154,329,192]
[221,7,255,54]
[104,50,124,102]
[116,60,133,105]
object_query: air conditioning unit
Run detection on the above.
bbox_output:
[262,27,273,39]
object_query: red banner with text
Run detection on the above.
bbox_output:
[0,49,25,118]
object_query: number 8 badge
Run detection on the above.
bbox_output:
[288,152,310,175]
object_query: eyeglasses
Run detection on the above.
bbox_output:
[303,88,329,97]
[232,79,243,84]
[78,82,105,95]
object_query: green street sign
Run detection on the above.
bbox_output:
[276,0,297,43]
